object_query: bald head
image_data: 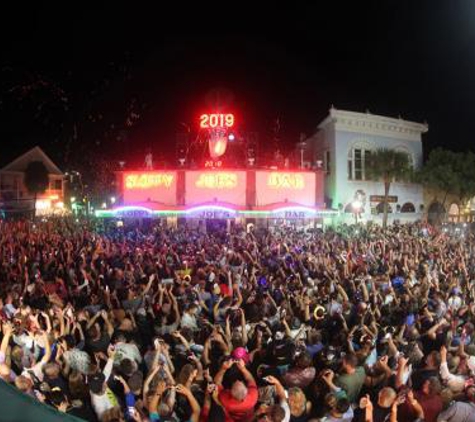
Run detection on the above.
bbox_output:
[378,387,397,408]
[231,380,248,401]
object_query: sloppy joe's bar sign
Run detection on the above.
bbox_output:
[267,172,305,189]
[195,172,238,189]
[125,173,174,189]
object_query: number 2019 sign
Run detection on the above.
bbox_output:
[200,113,234,129]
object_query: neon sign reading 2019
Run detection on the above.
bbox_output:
[200,113,235,129]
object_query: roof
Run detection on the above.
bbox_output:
[1,146,64,175]
[317,107,428,141]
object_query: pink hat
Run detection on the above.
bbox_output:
[232,347,250,364]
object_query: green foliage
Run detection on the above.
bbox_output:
[366,149,412,229]
[366,149,413,184]
[417,148,475,203]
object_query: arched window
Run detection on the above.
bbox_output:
[448,203,460,222]
[347,140,374,181]
[401,202,415,213]
[393,146,414,169]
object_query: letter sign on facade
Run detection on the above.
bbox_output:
[200,113,235,129]
[267,173,305,189]
[195,172,238,189]
[125,173,174,190]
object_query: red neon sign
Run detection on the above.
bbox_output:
[125,173,174,189]
[195,172,238,189]
[200,113,234,129]
[267,172,305,189]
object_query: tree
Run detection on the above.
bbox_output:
[417,148,475,224]
[366,149,412,229]
[24,161,49,217]
[455,151,475,207]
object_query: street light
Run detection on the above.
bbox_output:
[110,196,116,204]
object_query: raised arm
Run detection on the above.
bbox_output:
[0,322,13,362]
[236,359,255,385]
[40,331,52,364]
[265,375,287,402]
[214,359,233,387]
[101,310,114,338]
[176,384,201,422]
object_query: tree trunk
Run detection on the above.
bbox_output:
[383,181,391,230]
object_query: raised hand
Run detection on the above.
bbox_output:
[221,359,234,370]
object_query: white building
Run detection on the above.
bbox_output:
[0,146,65,216]
[308,108,428,223]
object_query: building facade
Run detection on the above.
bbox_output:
[98,168,334,229]
[308,108,428,223]
[0,147,65,216]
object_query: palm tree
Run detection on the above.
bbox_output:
[366,149,412,229]
[24,161,49,218]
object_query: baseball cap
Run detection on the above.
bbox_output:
[232,347,250,364]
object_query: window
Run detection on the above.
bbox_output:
[376,202,393,214]
[394,146,414,182]
[325,150,331,174]
[401,202,415,213]
[348,146,372,180]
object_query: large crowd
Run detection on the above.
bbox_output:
[1,218,475,422]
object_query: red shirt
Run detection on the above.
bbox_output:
[218,382,258,422]
[399,392,443,422]
[219,283,232,297]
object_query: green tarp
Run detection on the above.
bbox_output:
[0,380,84,422]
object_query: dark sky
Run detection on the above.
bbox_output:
[1,1,475,168]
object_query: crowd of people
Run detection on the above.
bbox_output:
[1,218,475,422]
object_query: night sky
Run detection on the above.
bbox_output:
[1,1,475,169]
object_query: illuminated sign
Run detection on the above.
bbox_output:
[114,206,154,218]
[200,113,234,129]
[125,173,174,189]
[370,195,398,203]
[186,205,237,219]
[271,206,318,219]
[267,173,305,189]
[204,160,223,168]
[195,172,238,189]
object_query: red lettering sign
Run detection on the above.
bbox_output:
[125,173,174,189]
[200,113,234,129]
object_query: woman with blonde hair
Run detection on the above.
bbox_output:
[288,387,311,422]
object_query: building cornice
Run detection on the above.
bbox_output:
[318,108,428,142]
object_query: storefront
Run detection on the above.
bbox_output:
[95,168,335,227]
